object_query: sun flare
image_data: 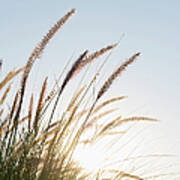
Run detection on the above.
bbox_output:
[73,143,107,172]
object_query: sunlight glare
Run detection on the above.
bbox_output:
[73,143,107,172]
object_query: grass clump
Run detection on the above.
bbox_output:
[0,8,179,180]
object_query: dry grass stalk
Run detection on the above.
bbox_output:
[36,8,75,59]
[73,97,124,123]
[76,53,140,138]
[0,91,20,138]
[40,103,80,173]
[100,116,157,134]
[0,67,25,91]
[28,94,34,132]
[34,77,48,133]
[44,120,61,132]
[24,8,76,81]
[67,85,86,112]
[38,120,67,144]
[0,117,9,136]
[95,116,157,141]
[102,131,126,136]
[84,109,118,129]
[97,52,140,100]
[8,116,28,133]
[50,44,119,132]
[1,115,28,136]
[60,50,88,93]
[48,105,81,166]
[47,50,88,128]
[45,89,56,103]
[74,109,88,120]
[0,91,19,137]
[9,91,19,119]
[38,78,48,111]
[92,96,127,114]
[75,43,118,75]
[15,9,75,129]
[1,8,178,179]
[119,116,158,124]
[115,171,144,180]
[58,104,80,143]
[35,121,65,147]
[55,43,118,107]
[44,137,55,147]
[43,126,61,141]
[0,83,12,105]
[44,53,75,105]
[98,116,122,135]
[0,109,4,116]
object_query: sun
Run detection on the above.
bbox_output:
[73,142,107,173]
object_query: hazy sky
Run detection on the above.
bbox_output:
[0,0,180,160]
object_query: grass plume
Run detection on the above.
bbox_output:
[97,52,140,100]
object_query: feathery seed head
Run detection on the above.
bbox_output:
[23,8,76,87]
[97,52,140,100]
[79,43,118,70]
[60,50,88,92]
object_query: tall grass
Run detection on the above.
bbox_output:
[0,8,179,180]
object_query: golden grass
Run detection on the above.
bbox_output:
[0,83,12,105]
[0,66,25,91]
[0,9,179,180]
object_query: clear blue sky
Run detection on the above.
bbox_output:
[0,0,180,157]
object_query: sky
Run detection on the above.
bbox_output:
[0,0,180,174]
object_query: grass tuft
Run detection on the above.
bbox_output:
[0,9,179,180]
